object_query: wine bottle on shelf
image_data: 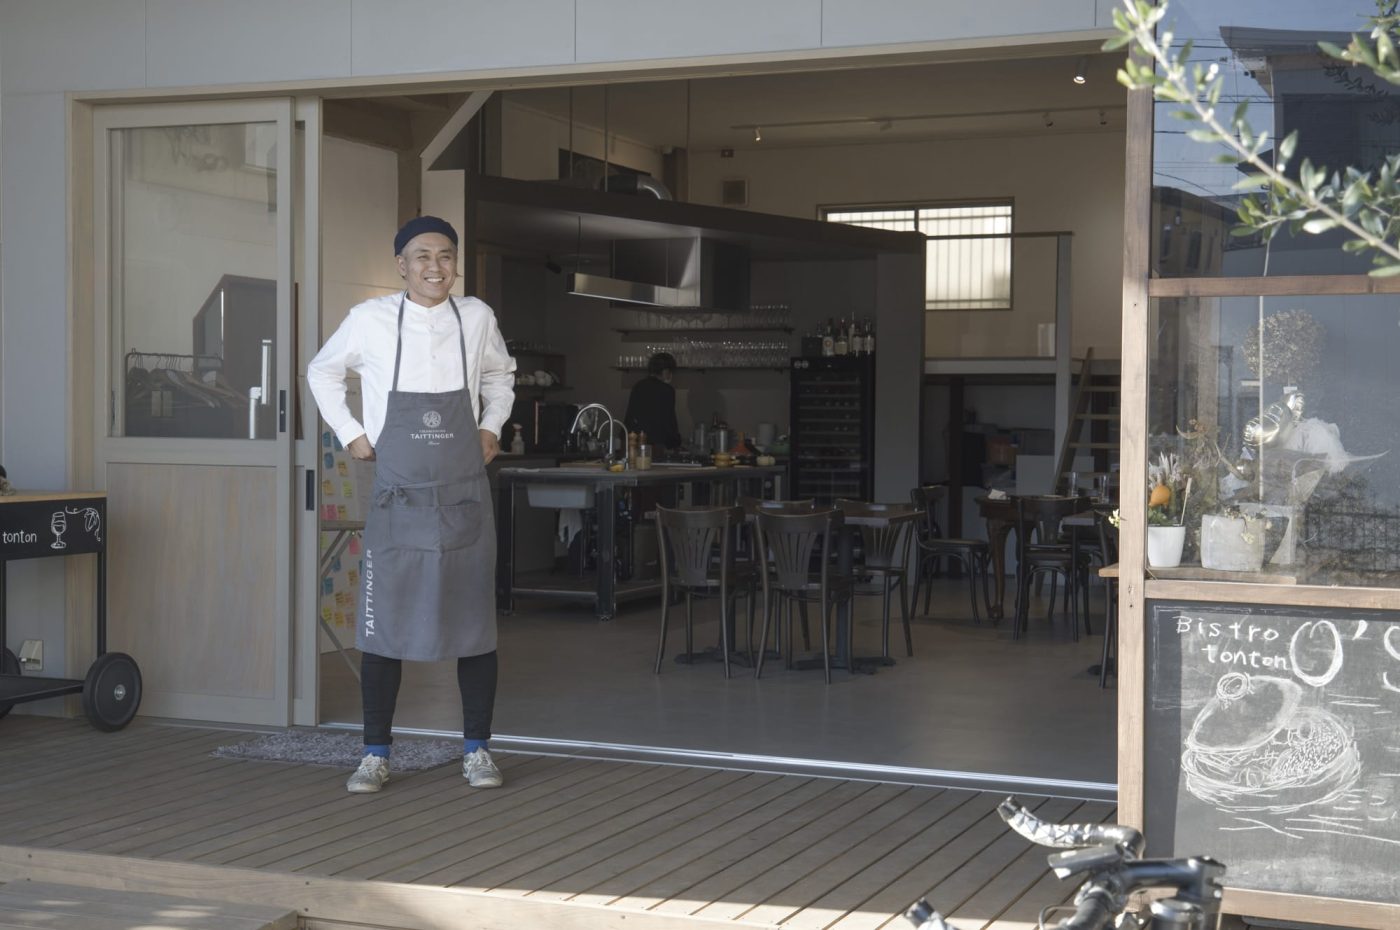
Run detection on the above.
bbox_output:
[821,318,835,357]
[864,318,875,356]
[834,318,848,356]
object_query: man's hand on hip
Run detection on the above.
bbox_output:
[480,429,500,465]
[347,435,376,461]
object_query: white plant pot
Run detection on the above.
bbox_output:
[1200,514,1265,572]
[1146,525,1186,569]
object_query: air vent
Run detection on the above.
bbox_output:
[721,177,748,206]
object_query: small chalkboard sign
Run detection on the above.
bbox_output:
[1146,599,1400,905]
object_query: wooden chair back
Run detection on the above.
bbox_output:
[656,505,744,588]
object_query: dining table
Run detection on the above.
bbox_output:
[975,494,1113,623]
[974,495,1016,620]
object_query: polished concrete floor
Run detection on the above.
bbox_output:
[320,579,1118,792]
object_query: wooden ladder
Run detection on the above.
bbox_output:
[1053,348,1120,496]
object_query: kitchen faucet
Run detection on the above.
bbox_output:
[570,403,620,461]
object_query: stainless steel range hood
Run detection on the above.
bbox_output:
[567,237,749,310]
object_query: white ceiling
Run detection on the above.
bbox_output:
[501,50,1127,152]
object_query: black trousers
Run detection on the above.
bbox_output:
[361,650,497,746]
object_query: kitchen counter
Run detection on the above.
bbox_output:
[496,464,785,620]
[497,463,784,484]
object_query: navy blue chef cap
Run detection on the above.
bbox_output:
[394,215,458,255]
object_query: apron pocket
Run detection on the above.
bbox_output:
[438,500,483,551]
[386,504,446,552]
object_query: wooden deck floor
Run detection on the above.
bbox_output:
[0,716,1115,930]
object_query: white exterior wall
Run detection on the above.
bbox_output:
[0,0,1116,670]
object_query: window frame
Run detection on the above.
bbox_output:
[820,197,1016,312]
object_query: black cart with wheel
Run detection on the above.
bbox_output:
[0,491,141,730]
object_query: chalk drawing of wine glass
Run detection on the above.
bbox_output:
[50,510,67,549]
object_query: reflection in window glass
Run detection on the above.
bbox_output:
[1151,1,1389,277]
[1149,295,1400,584]
[114,123,279,440]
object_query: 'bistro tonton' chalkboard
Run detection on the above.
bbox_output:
[1146,600,1400,904]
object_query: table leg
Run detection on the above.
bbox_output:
[96,548,107,657]
[986,520,1013,621]
[596,485,616,621]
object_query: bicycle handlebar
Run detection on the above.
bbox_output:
[906,799,1223,930]
[998,797,1145,858]
[1058,893,1117,930]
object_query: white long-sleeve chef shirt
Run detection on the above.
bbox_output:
[307,292,517,448]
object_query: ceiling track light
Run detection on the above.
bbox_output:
[1073,55,1088,85]
[754,126,762,143]
[1043,112,1054,128]
[1099,109,1108,127]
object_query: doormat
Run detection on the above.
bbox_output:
[212,729,461,772]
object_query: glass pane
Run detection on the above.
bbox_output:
[113,123,279,439]
[1149,294,1400,584]
[925,236,1057,357]
[1151,1,1385,277]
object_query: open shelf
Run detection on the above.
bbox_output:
[613,326,794,336]
[614,366,788,373]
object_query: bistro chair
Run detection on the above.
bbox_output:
[1096,510,1120,689]
[753,508,853,684]
[737,496,818,651]
[908,485,991,625]
[654,505,756,678]
[1010,494,1094,641]
[835,500,917,659]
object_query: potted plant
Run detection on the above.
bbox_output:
[1200,505,1266,573]
[1146,452,1189,568]
[1176,419,1269,573]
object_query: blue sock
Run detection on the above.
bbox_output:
[365,743,390,759]
[465,738,488,754]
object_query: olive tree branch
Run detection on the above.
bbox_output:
[1106,0,1400,275]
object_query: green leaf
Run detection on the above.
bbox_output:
[1102,34,1131,51]
[1187,129,1221,143]
[1318,40,1346,59]
[1368,261,1400,276]
[1278,130,1298,164]
[1302,218,1340,234]
[1168,108,1202,121]
[1378,29,1396,67]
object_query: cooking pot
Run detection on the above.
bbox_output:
[692,423,708,451]
[710,427,732,454]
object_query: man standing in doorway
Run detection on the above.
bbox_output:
[308,216,516,793]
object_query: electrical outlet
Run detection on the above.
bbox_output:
[18,639,42,672]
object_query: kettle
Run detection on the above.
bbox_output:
[692,423,708,452]
[710,427,732,455]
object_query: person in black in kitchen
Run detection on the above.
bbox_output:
[307,216,516,794]
[624,352,682,450]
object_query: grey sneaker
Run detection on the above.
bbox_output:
[463,747,503,788]
[346,754,390,793]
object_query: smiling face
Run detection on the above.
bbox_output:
[396,232,458,307]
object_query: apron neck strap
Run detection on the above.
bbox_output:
[392,293,470,392]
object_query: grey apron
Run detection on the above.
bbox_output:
[357,294,497,661]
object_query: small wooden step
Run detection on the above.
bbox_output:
[0,882,297,930]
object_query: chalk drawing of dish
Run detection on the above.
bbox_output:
[1182,672,1360,813]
